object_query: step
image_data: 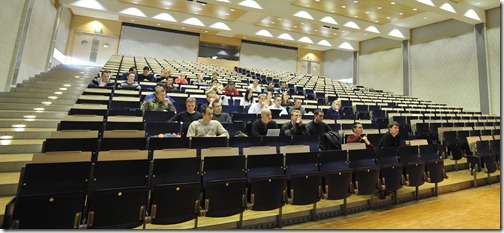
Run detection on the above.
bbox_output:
[0,128,54,139]
[0,111,68,119]
[0,154,32,172]
[0,103,71,112]
[0,172,20,196]
[0,140,44,154]
[11,88,84,95]
[0,97,76,105]
[0,92,84,100]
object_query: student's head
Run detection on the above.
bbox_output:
[179,74,186,79]
[252,79,259,86]
[154,86,166,100]
[186,97,196,113]
[332,99,341,110]
[281,92,289,101]
[200,104,213,122]
[101,70,111,81]
[166,77,173,85]
[313,109,324,123]
[211,79,219,86]
[142,66,150,75]
[206,91,217,103]
[352,122,364,135]
[294,98,302,108]
[127,72,136,83]
[260,108,272,123]
[267,82,273,88]
[274,95,282,106]
[196,74,203,80]
[161,69,170,77]
[227,81,235,90]
[212,101,222,114]
[266,91,273,99]
[291,109,302,122]
[211,72,219,79]
[388,121,400,136]
[257,94,267,104]
[245,88,254,100]
[280,81,287,89]
[128,66,137,73]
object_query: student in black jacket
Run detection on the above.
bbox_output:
[251,109,278,136]
[169,97,202,123]
[377,121,404,147]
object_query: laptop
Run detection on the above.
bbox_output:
[266,129,281,136]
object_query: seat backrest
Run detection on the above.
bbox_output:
[50,130,99,139]
[97,150,149,161]
[374,147,399,165]
[348,148,376,168]
[152,157,201,184]
[42,138,99,153]
[203,155,246,183]
[397,145,420,163]
[201,147,240,158]
[103,130,146,138]
[99,137,147,151]
[341,143,366,151]
[285,152,319,176]
[318,150,349,171]
[243,146,277,156]
[246,153,284,179]
[279,145,310,154]
[92,159,150,190]
[31,151,92,164]
[148,137,190,150]
[153,148,197,159]
[191,136,227,150]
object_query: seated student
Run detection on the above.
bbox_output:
[248,79,262,92]
[117,72,140,90]
[206,79,223,95]
[377,121,404,148]
[211,72,220,81]
[263,82,277,93]
[264,91,274,106]
[88,70,114,88]
[221,81,240,96]
[268,95,288,116]
[175,74,189,84]
[281,110,308,136]
[140,85,176,112]
[251,109,278,136]
[205,91,219,107]
[192,74,206,84]
[326,99,341,118]
[278,81,289,93]
[187,104,229,138]
[212,101,232,123]
[158,69,171,82]
[306,109,331,137]
[137,66,155,82]
[241,88,254,107]
[281,91,293,107]
[346,122,373,148]
[143,83,176,103]
[169,97,202,123]
[248,94,269,114]
[288,98,307,115]
[162,77,178,92]
[119,66,138,80]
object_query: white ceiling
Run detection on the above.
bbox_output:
[59,0,500,52]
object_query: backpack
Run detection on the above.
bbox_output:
[320,131,342,151]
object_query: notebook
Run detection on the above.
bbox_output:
[266,128,281,136]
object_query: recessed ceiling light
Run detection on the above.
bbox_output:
[182,27,185,29]
[375,20,379,23]
[377,6,382,9]
[271,22,275,24]
[205,30,208,32]
[164,7,169,9]
[0,135,13,140]
[476,2,480,5]
[399,12,403,15]
[315,0,320,2]
[225,13,230,15]
[197,8,202,11]
[342,5,346,8]
[294,25,297,27]
[364,33,368,35]
[300,22,304,25]
[133,1,138,4]
[365,11,370,14]
[386,16,391,19]
[353,0,358,3]
[413,8,418,11]
[230,8,235,11]
[130,19,135,22]
[314,29,318,31]
[156,23,160,26]
[390,1,396,4]
[331,10,335,13]
[306,4,309,7]
[165,2,172,5]
[278,18,282,20]
[333,32,337,35]
[354,15,358,18]
[423,17,428,19]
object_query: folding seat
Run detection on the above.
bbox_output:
[245,153,288,227]
[144,122,181,137]
[284,152,321,220]
[221,122,244,137]
[142,111,176,123]
[42,138,99,156]
[229,136,262,155]
[366,133,383,147]
[201,154,247,228]
[149,156,202,228]
[110,100,141,112]
[86,159,150,228]
[419,144,447,196]
[374,147,404,203]
[318,150,353,215]
[396,146,425,200]
[292,134,320,152]
[5,162,92,229]
[190,137,227,157]
[105,116,144,130]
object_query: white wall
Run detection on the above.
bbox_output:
[0,0,26,91]
[50,7,72,68]
[358,48,403,95]
[486,27,500,115]
[323,49,353,82]
[410,33,479,110]
[118,25,199,62]
[17,0,57,86]
[240,42,297,72]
